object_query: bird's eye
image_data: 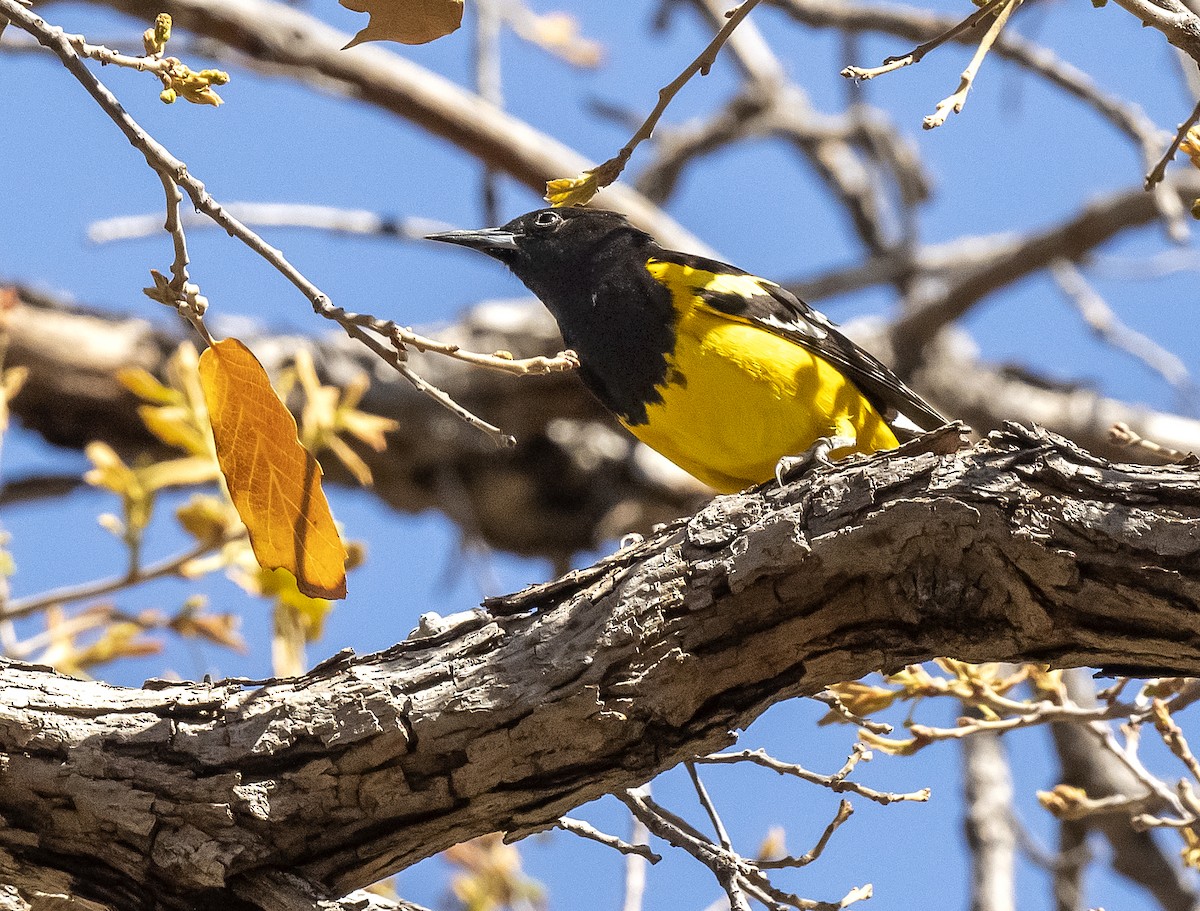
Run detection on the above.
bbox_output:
[533,211,561,230]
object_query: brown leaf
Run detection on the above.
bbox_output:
[199,338,347,600]
[340,0,463,47]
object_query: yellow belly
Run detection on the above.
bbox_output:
[621,312,898,493]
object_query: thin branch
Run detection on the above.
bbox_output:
[888,173,1200,370]
[79,0,711,254]
[88,204,453,244]
[784,0,1182,231]
[811,688,894,734]
[686,761,734,850]
[1147,93,1200,189]
[1050,260,1192,394]
[560,0,765,197]
[1151,700,1200,786]
[2,531,240,623]
[157,172,191,295]
[0,473,87,506]
[619,789,753,911]
[619,789,869,911]
[555,816,662,863]
[1109,422,1190,462]
[0,0,526,446]
[840,0,1011,80]
[697,747,931,805]
[677,0,922,254]
[922,0,1023,130]
[316,306,580,379]
[757,800,854,870]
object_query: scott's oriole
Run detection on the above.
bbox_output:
[429,207,944,493]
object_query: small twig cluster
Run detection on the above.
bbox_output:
[841,0,1019,130]
[824,661,1200,874]
[557,730,928,910]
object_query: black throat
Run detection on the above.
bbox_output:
[515,231,676,425]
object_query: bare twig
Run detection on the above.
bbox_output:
[840,0,1011,80]
[786,0,1182,230]
[697,746,931,805]
[619,788,870,911]
[757,800,854,870]
[157,173,191,295]
[787,0,1163,157]
[89,204,453,244]
[675,0,923,254]
[1147,93,1200,189]
[685,761,733,850]
[923,0,1022,130]
[2,531,241,624]
[555,816,662,863]
[1151,700,1200,785]
[1050,260,1192,394]
[1108,422,1189,462]
[619,789,752,911]
[549,0,765,201]
[888,173,1200,370]
[81,0,711,253]
[812,688,894,734]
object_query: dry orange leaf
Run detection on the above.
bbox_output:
[340,0,463,47]
[199,338,347,600]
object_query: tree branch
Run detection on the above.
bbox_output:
[4,425,1200,908]
[1049,670,1200,911]
[888,173,1200,371]
[76,0,714,255]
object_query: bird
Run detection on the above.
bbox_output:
[428,207,945,494]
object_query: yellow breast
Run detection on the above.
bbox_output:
[623,263,897,493]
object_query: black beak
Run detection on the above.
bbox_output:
[426,227,520,254]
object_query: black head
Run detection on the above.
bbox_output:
[426,207,654,294]
[427,207,675,424]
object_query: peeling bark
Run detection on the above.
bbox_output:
[2,425,1200,909]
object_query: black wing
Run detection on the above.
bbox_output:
[653,250,946,433]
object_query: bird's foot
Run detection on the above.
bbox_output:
[774,435,857,486]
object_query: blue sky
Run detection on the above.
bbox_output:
[2,0,1198,907]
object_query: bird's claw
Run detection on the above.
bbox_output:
[774,435,857,486]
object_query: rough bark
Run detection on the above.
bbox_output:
[2,425,1200,909]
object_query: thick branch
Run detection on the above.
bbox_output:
[4,425,1200,909]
